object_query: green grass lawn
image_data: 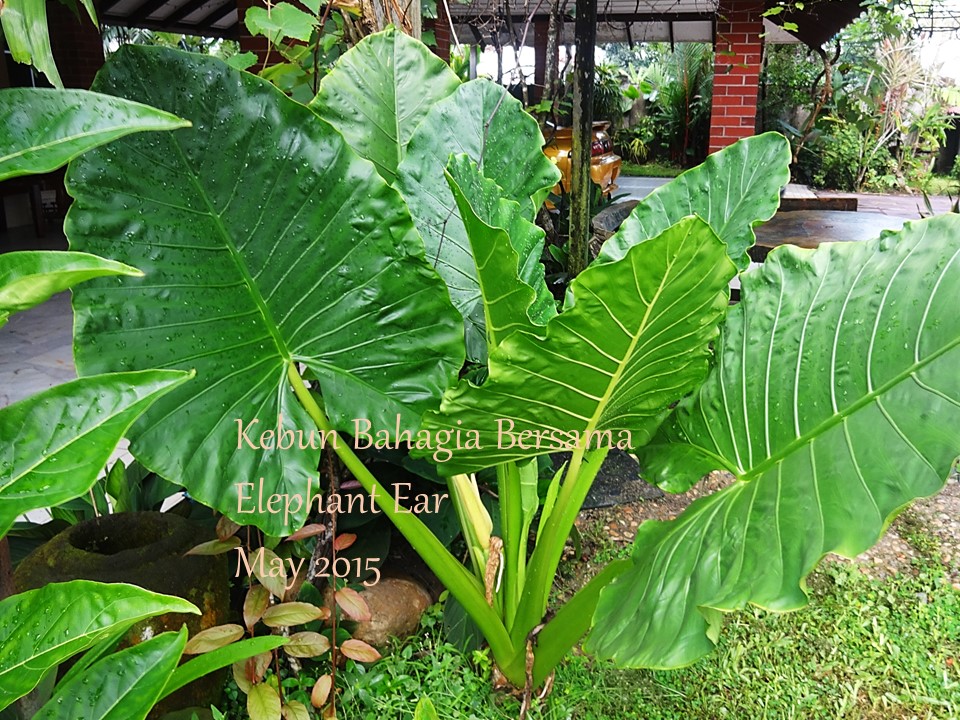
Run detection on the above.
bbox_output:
[338,525,960,720]
[619,161,683,178]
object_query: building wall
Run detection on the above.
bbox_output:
[709,0,764,153]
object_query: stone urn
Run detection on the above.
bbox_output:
[14,512,230,715]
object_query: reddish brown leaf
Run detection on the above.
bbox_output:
[335,587,371,622]
[311,674,333,708]
[333,533,357,551]
[250,546,287,599]
[183,623,244,654]
[285,523,327,542]
[232,660,253,692]
[216,515,242,540]
[339,638,380,663]
[244,584,271,631]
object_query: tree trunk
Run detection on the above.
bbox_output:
[359,0,422,38]
[568,0,596,277]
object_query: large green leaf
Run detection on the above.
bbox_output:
[589,216,960,668]
[0,369,192,537]
[0,0,61,87]
[445,154,555,353]
[395,80,561,361]
[311,26,460,185]
[67,46,463,535]
[595,132,791,270]
[420,216,736,474]
[0,88,189,181]
[0,250,140,328]
[0,581,198,710]
[33,628,187,720]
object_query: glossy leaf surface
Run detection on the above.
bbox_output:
[395,79,560,360]
[0,250,140,328]
[33,628,186,720]
[0,370,192,537]
[0,0,61,87]
[162,636,287,700]
[445,155,555,353]
[0,580,198,709]
[67,46,463,535]
[421,216,736,473]
[0,88,188,181]
[590,217,960,668]
[595,133,791,270]
[311,27,460,185]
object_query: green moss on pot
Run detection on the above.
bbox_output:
[14,511,230,714]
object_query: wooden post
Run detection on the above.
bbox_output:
[568,0,596,277]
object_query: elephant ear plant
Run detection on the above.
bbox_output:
[0,88,283,719]
[55,28,960,707]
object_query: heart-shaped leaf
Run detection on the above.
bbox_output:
[67,46,463,536]
[0,369,192,537]
[420,216,736,473]
[395,79,560,361]
[0,88,188,181]
[32,628,187,720]
[594,132,791,270]
[0,580,198,710]
[244,2,315,42]
[311,26,460,185]
[590,216,960,668]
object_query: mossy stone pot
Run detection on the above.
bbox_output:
[14,511,230,714]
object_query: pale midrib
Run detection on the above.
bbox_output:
[169,139,291,362]
[742,331,960,482]
[0,122,181,165]
[580,246,680,438]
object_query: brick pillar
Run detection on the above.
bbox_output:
[430,0,451,61]
[235,0,270,66]
[709,0,763,153]
[46,0,104,89]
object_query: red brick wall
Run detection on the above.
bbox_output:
[428,0,451,61]
[47,0,104,89]
[235,0,271,66]
[709,0,764,153]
